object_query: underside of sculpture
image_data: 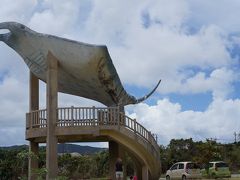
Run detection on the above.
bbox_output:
[0,22,160,106]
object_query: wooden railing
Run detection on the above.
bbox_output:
[26,106,159,150]
[26,109,47,128]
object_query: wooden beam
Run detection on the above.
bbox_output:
[46,51,58,179]
[28,72,39,180]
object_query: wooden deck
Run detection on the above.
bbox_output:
[26,106,161,179]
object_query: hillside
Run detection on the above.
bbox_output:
[0,143,107,155]
[57,143,107,154]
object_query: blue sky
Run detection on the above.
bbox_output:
[0,0,240,146]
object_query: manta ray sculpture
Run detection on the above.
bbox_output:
[0,22,160,106]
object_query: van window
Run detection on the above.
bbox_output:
[216,162,228,168]
[208,163,214,168]
[186,163,199,169]
[179,163,184,169]
[170,164,178,170]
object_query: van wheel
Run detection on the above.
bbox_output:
[166,175,170,180]
[182,175,186,180]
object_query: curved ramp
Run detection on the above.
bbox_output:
[26,106,161,179]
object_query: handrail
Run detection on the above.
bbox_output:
[26,106,159,151]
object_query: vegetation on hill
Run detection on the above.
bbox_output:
[57,143,107,154]
[0,145,109,180]
[160,138,240,173]
[0,139,239,179]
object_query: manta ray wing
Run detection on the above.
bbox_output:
[0,22,160,106]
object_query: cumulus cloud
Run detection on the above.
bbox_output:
[172,67,238,99]
[75,0,237,99]
[0,0,37,23]
[187,0,240,33]
[0,74,28,146]
[127,98,240,145]
[1,0,237,97]
[0,127,26,146]
[144,0,190,29]
[113,25,234,94]
[28,0,83,35]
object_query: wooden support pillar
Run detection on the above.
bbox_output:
[29,72,39,110]
[120,148,127,180]
[109,141,118,180]
[134,164,142,180]
[124,148,143,180]
[142,166,149,180]
[28,141,39,179]
[28,72,39,180]
[109,141,126,180]
[129,153,142,180]
[46,51,58,179]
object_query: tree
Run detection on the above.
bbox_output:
[168,138,196,163]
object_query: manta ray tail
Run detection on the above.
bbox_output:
[135,79,161,104]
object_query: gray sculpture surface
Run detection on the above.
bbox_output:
[0,22,160,106]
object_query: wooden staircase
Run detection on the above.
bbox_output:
[26,106,161,179]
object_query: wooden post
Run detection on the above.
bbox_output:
[109,141,118,180]
[29,72,39,110]
[119,105,125,125]
[46,51,58,179]
[134,119,137,134]
[109,141,126,180]
[142,166,149,180]
[71,106,74,126]
[126,149,143,180]
[92,106,96,126]
[28,72,39,180]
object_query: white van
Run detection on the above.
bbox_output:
[166,162,202,180]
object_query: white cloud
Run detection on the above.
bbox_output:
[173,68,238,99]
[0,75,103,146]
[28,0,82,35]
[187,0,240,33]
[0,127,27,146]
[0,74,28,146]
[76,0,236,98]
[0,0,37,23]
[144,0,190,29]
[127,98,240,145]
[113,25,233,92]
[1,0,236,97]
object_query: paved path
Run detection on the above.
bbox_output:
[159,175,240,180]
